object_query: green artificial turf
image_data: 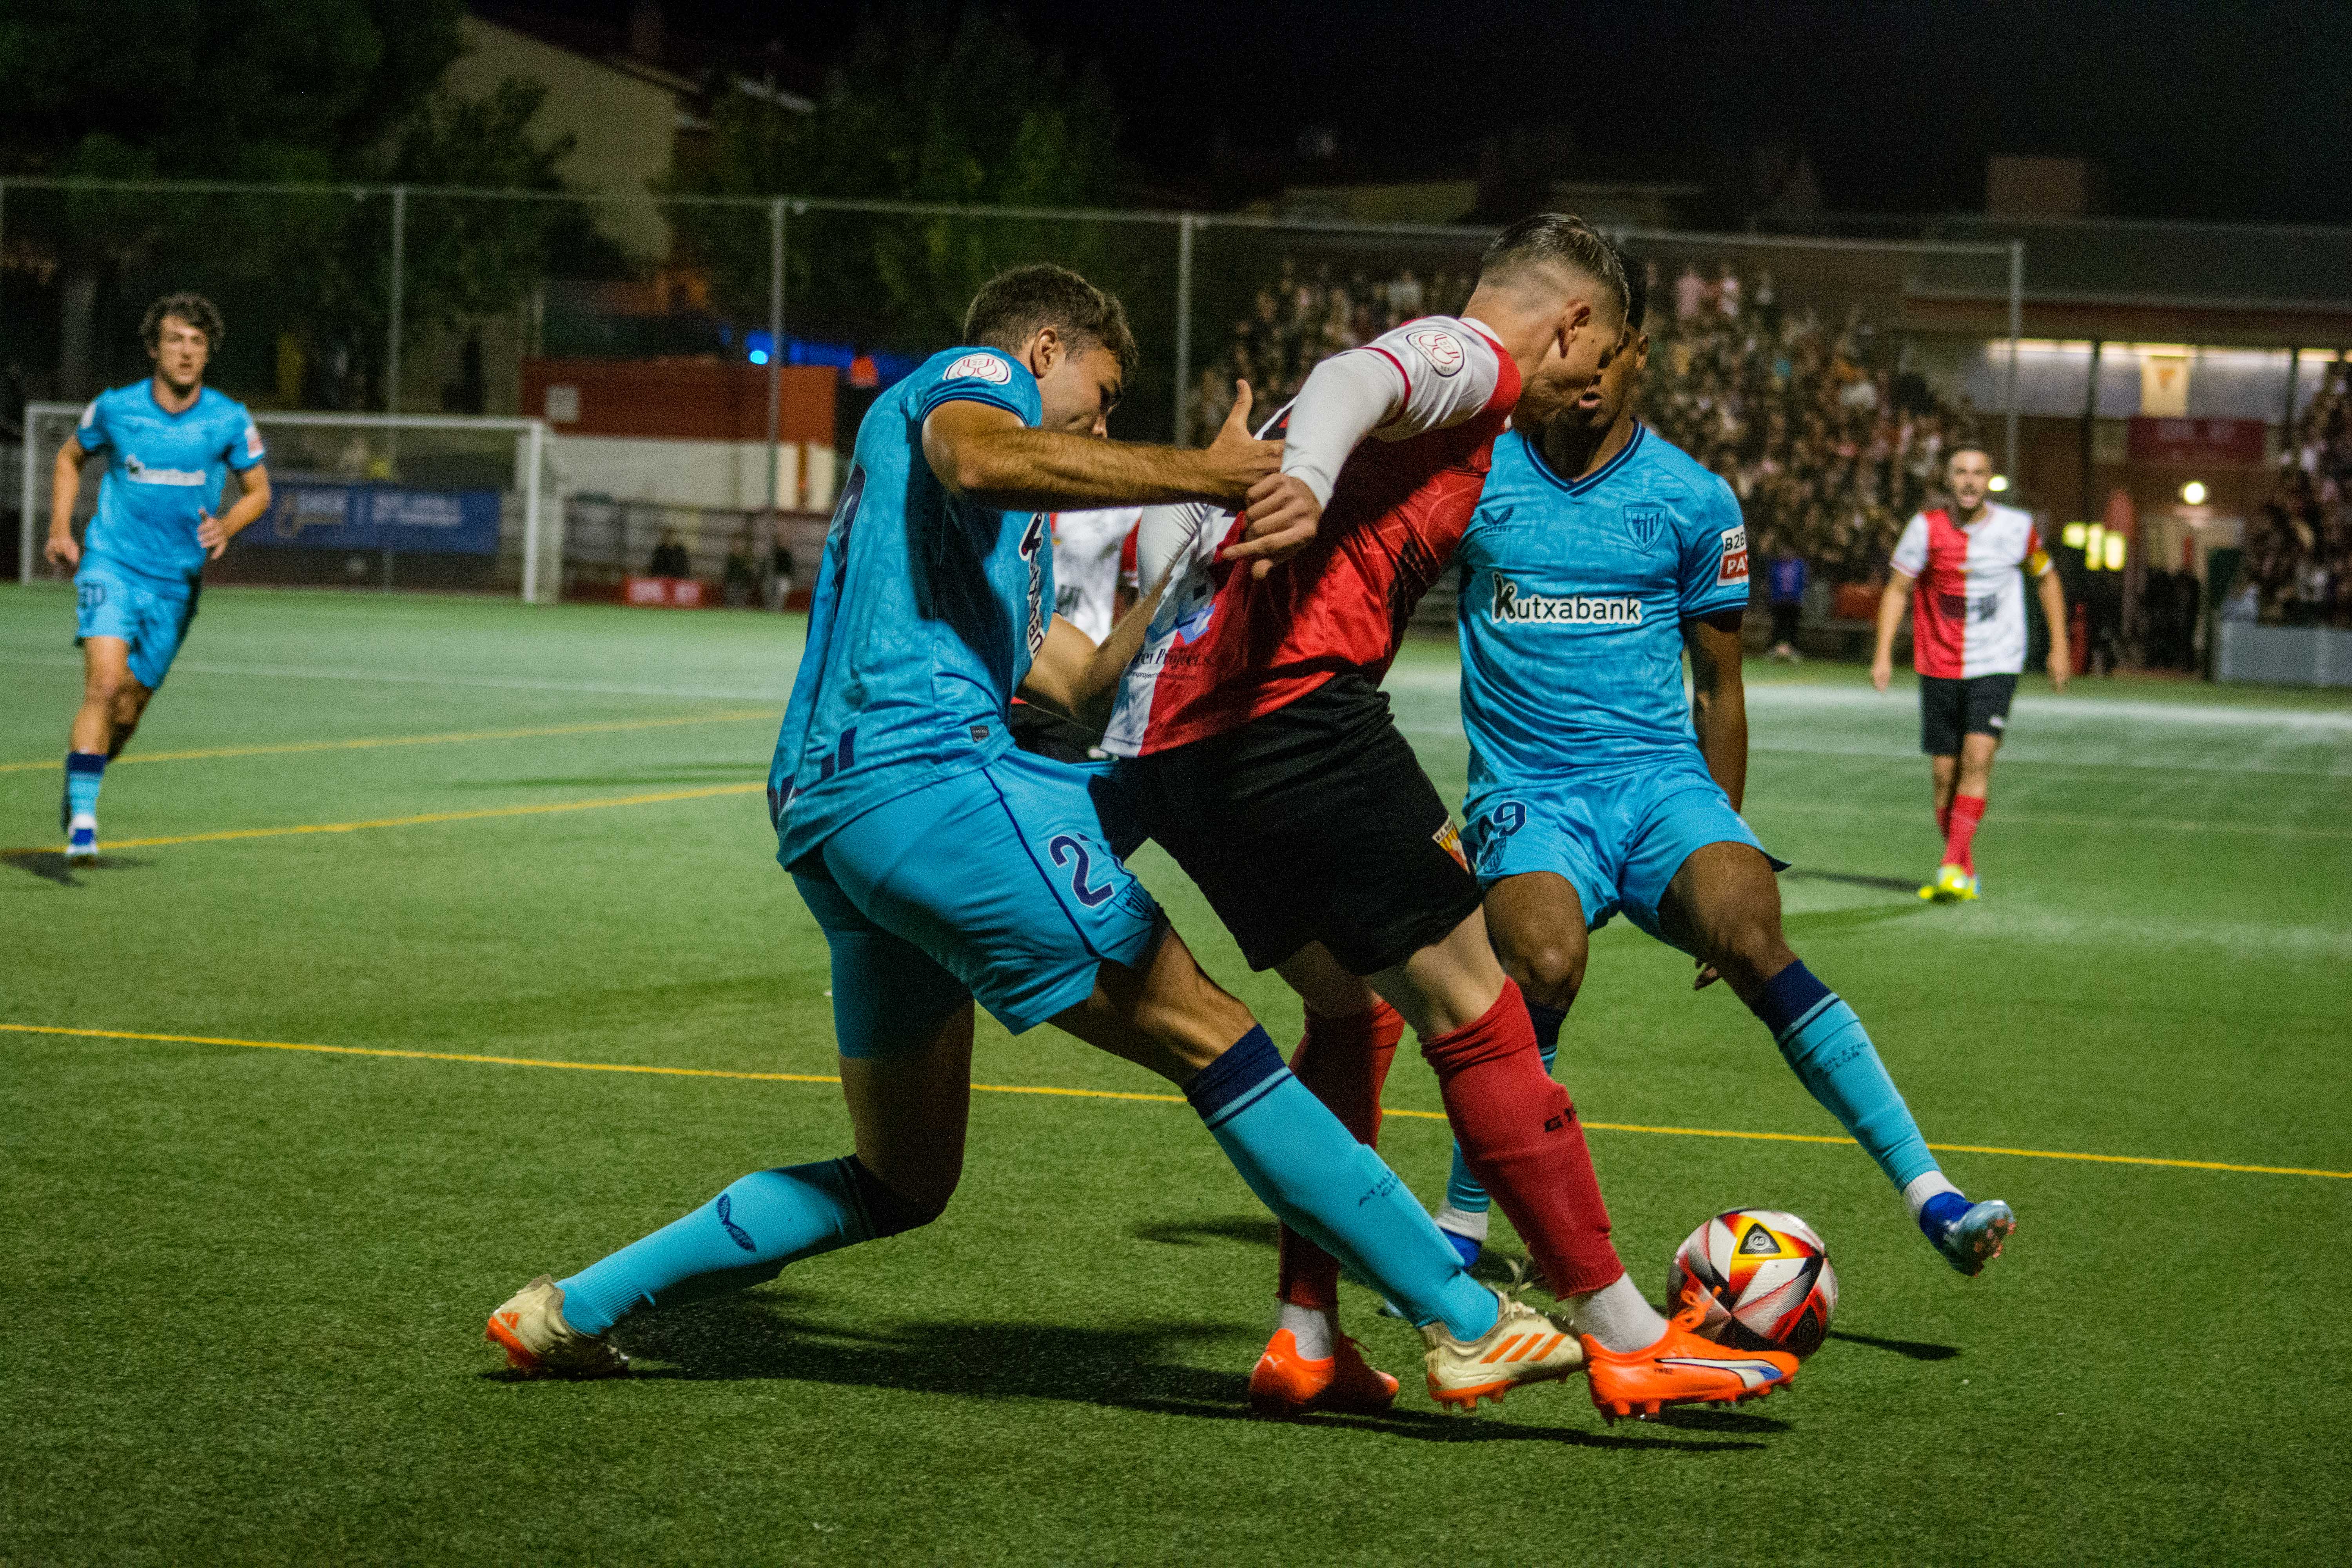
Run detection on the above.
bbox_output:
[3,583,2348,1564]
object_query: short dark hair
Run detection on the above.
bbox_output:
[143,292,223,352]
[1478,214,1628,325]
[1947,441,1992,465]
[1610,242,1647,330]
[963,264,1138,381]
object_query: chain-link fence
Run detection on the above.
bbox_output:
[4,179,2021,596]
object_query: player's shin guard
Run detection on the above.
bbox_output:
[555,1156,932,1336]
[63,751,105,828]
[1189,1026,1497,1343]
[1752,961,1939,1191]
[1275,1001,1403,1310]
[1443,1007,1562,1217]
[1943,793,1986,874]
[1423,980,1623,1298]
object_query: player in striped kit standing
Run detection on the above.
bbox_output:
[1870,446,2069,901]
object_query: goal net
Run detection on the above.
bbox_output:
[18,406,560,603]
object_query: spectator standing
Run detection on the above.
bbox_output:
[723,530,757,608]
[648,526,690,578]
[1767,545,1808,661]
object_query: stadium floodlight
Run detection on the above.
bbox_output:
[1988,474,2011,492]
[20,405,559,603]
[2182,480,2208,505]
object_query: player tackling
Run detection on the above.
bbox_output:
[1433,250,2017,1285]
[484,266,1575,1408]
[43,294,271,858]
[1870,446,2069,900]
[1110,217,1797,1420]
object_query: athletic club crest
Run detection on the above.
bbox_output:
[1622,504,1666,552]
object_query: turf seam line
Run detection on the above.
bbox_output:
[0,709,777,773]
[7,1022,2345,1182]
[0,784,764,855]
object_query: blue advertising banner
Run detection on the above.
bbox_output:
[247,481,503,555]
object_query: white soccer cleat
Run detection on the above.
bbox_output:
[1420,1287,1585,1410]
[64,821,98,861]
[484,1275,630,1378]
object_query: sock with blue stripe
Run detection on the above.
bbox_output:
[1751,961,1940,1194]
[1188,1026,1497,1342]
[63,751,105,829]
[557,1155,929,1336]
[1437,1003,1563,1237]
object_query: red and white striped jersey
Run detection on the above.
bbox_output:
[1103,316,1520,756]
[1890,503,2052,678]
[1049,506,1142,643]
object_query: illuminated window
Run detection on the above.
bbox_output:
[2062,522,2088,548]
[2103,533,2127,571]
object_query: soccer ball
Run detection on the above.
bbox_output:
[1666,1209,1837,1360]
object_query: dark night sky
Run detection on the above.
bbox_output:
[598,0,2352,225]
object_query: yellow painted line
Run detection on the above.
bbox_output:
[0,708,777,773]
[0,783,763,856]
[5,1022,2345,1182]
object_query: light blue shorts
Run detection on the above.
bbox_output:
[1465,761,1781,951]
[75,560,199,690]
[791,747,1164,1054]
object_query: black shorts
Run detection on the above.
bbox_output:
[1007,701,1100,765]
[1119,673,1482,975]
[1920,673,2018,755]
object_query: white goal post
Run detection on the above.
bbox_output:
[19,405,560,603]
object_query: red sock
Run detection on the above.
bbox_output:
[1421,978,1623,1298]
[1943,793,1986,874]
[1275,1000,1404,1312]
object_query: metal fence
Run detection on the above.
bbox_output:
[2,178,2024,586]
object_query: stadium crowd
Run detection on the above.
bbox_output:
[2240,359,2352,626]
[1193,257,1983,584]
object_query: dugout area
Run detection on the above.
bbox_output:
[2,584,2347,1564]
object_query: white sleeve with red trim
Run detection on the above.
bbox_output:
[2024,522,2053,577]
[1278,316,1504,505]
[1890,512,1931,578]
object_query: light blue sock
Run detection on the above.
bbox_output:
[1443,1005,1562,1216]
[1752,961,1939,1191]
[1188,1026,1498,1341]
[557,1156,886,1336]
[64,751,106,823]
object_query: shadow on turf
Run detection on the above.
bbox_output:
[1131,1217,1526,1288]
[1783,868,1925,896]
[1,851,152,887]
[1826,1328,1960,1361]
[531,1294,1773,1451]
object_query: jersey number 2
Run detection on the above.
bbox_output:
[1048,833,1114,907]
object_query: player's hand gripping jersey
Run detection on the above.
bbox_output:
[771,347,1053,867]
[1458,424,1750,786]
[74,383,267,590]
[1104,316,1520,756]
[1890,502,2051,679]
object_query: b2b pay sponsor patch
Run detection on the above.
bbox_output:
[1717,525,1750,586]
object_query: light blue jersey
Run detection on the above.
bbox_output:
[1458,424,1770,941]
[772,347,1051,868]
[74,382,266,593]
[1457,423,1750,787]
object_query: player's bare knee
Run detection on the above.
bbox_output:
[850,1154,952,1237]
[1506,937,1584,1013]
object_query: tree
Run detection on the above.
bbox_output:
[671,2,1134,355]
[0,0,571,406]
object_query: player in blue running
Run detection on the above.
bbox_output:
[485,266,1582,1409]
[44,294,271,860]
[1432,253,2016,1278]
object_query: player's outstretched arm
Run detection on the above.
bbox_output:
[44,439,91,570]
[1869,570,1915,692]
[2037,566,2071,691]
[1222,350,1405,579]
[1020,563,1174,729]
[198,464,272,559]
[924,383,1273,513]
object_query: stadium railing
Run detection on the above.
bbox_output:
[0,178,2022,603]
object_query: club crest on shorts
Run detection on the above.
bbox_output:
[944,352,1012,384]
[1432,820,1469,871]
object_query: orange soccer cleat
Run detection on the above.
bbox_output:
[1581,1291,1799,1423]
[1248,1328,1401,1417]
